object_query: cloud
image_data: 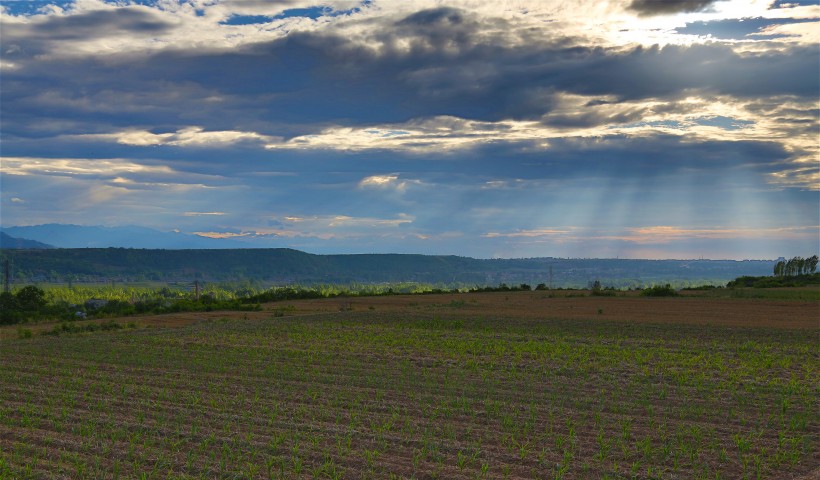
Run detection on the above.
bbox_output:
[75,127,280,147]
[193,231,255,239]
[183,211,227,217]
[628,0,722,16]
[481,225,820,243]
[0,0,817,258]
[1,156,174,177]
[622,225,820,243]
[359,174,399,188]
[4,25,816,151]
[204,213,417,243]
[483,228,574,238]
[30,7,174,39]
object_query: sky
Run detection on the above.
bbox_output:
[1,0,818,259]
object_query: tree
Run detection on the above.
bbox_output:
[0,291,17,311]
[785,258,796,276]
[0,291,21,325]
[15,285,46,312]
[591,280,602,293]
[773,260,785,277]
[775,256,819,277]
[807,255,819,274]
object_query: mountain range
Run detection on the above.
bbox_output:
[1,247,775,288]
[0,224,781,287]
[1,224,254,249]
[0,232,54,249]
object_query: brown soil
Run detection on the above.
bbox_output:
[2,291,816,341]
[277,291,819,329]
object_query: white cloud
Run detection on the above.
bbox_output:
[482,224,820,244]
[237,213,416,240]
[358,174,423,192]
[74,127,280,147]
[359,174,399,187]
[1,156,174,176]
[3,0,814,65]
[0,156,232,191]
[183,211,227,216]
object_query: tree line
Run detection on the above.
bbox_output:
[773,256,818,277]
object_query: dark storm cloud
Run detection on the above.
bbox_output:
[1,3,815,143]
[396,7,466,26]
[628,0,721,16]
[393,7,474,50]
[2,15,817,143]
[1,8,173,59]
[32,8,174,39]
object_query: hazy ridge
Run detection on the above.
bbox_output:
[0,247,774,288]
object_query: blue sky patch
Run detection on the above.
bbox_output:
[693,117,754,130]
[676,17,816,39]
[1,0,71,15]
[273,6,330,21]
[220,14,274,26]
[773,0,819,6]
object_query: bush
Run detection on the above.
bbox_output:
[15,286,47,311]
[590,280,616,296]
[726,273,820,289]
[641,284,678,297]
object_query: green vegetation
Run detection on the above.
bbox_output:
[4,268,818,326]
[1,286,50,324]
[728,272,820,289]
[591,280,617,296]
[42,320,135,336]
[640,284,678,297]
[773,255,818,277]
[0,281,625,327]
[709,287,820,301]
[0,310,816,478]
[0,284,263,326]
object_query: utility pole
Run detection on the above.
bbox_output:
[195,280,200,301]
[549,266,553,290]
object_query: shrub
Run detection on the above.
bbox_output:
[15,286,47,311]
[591,280,616,296]
[641,284,678,297]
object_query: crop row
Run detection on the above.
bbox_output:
[1,311,816,479]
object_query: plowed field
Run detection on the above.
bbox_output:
[1,291,817,478]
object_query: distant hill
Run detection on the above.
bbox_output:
[1,224,256,249]
[0,232,54,249]
[0,248,776,288]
